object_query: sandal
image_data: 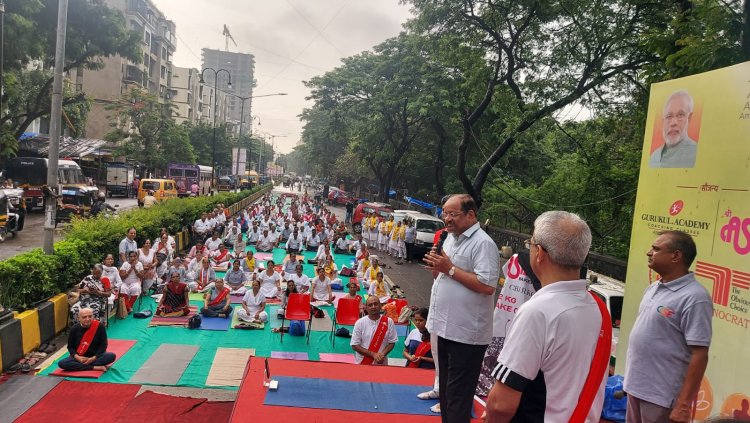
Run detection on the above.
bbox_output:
[6,363,20,374]
[20,363,31,373]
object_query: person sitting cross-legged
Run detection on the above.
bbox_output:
[201,278,233,318]
[351,296,398,365]
[156,272,191,316]
[58,308,116,372]
[237,279,269,324]
[224,259,249,295]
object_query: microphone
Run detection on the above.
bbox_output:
[434,230,448,254]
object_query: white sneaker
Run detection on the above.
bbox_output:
[417,390,440,400]
[430,403,441,414]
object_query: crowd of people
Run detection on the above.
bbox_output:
[61,188,714,423]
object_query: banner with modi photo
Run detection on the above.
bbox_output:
[617,61,750,419]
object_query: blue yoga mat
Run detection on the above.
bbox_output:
[264,376,437,415]
[395,325,409,337]
[200,315,232,331]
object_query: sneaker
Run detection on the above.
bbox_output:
[417,390,440,400]
[430,403,441,414]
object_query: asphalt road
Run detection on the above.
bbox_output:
[0,195,137,261]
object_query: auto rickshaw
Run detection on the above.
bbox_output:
[0,188,26,242]
[55,185,98,226]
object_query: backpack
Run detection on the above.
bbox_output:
[188,314,202,329]
[398,306,414,324]
[335,327,351,338]
[289,320,305,336]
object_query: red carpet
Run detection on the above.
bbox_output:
[230,358,484,422]
[182,401,235,421]
[16,381,140,423]
[115,391,206,422]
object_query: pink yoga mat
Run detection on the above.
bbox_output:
[318,353,356,364]
[271,351,309,361]
[49,339,137,378]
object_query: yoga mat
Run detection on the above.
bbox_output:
[200,314,233,331]
[318,353,355,364]
[0,375,62,422]
[254,252,273,261]
[148,306,198,327]
[231,310,266,329]
[264,376,437,416]
[15,381,140,423]
[388,357,408,367]
[205,347,255,387]
[129,343,199,385]
[49,339,137,378]
[189,292,206,302]
[310,309,334,332]
[271,351,309,361]
[114,390,206,422]
[396,324,409,337]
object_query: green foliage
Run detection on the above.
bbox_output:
[0,185,271,311]
[107,89,196,173]
[0,0,142,156]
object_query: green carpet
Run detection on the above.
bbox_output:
[39,246,400,390]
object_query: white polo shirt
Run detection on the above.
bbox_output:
[492,279,606,422]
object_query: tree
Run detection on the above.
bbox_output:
[0,0,141,156]
[406,0,658,208]
[105,89,195,173]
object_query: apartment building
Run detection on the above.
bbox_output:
[78,0,176,141]
[200,49,256,135]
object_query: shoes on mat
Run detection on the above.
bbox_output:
[430,403,441,414]
[417,390,440,400]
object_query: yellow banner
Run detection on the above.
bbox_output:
[617,61,750,419]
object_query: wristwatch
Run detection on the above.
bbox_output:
[448,266,456,277]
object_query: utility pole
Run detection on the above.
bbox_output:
[43,0,68,254]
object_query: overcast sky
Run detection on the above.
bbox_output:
[150,0,413,154]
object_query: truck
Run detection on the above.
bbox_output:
[4,157,86,210]
[106,162,135,198]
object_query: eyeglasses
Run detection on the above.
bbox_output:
[442,211,466,219]
[524,238,544,251]
[664,112,688,122]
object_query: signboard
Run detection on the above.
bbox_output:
[232,148,247,175]
[617,62,750,419]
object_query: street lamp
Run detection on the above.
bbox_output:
[235,93,286,173]
[199,67,232,194]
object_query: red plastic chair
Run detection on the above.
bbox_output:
[331,298,361,346]
[280,293,312,344]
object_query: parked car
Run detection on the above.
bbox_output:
[351,202,393,233]
[327,187,355,206]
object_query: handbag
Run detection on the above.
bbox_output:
[117,297,128,319]
[188,314,202,329]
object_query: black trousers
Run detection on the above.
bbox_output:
[405,242,415,261]
[437,336,488,423]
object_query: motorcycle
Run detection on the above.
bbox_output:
[0,188,26,242]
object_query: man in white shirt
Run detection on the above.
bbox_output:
[256,229,276,252]
[485,211,606,423]
[305,229,321,251]
[247,226,260,244]
[205,232,222,252]
[286,228,304,254]
[193,212,211,242]
[423,194,500,421]
[351,295,398,365]
[224,226,242,248]
[334,235,349,254]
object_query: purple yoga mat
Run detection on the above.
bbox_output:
[270,351,309,361]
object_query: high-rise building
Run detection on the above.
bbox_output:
[78,0,176,141]
[200,49,256,135]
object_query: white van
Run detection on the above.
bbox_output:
[392,210,445,258]
[587,273,625,365]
